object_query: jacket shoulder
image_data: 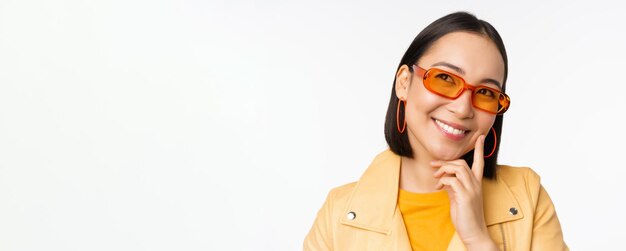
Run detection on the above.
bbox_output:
[496,165,541,187]
[326,181,358,209]
[495,165,544,205]
[303,181,358,250]
[494,165,569,250]
[323,181,360,228]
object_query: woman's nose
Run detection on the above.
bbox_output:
[446,90,474,119]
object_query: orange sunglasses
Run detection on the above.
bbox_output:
[412,65,511,115]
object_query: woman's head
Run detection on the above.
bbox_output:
[384,12,508,179]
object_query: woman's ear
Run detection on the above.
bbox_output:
[395,64,411,100]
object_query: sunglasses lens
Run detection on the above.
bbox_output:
[473,88,500,113]
[426,71,463,97]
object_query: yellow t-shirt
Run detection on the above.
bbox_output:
[398,189,456,251]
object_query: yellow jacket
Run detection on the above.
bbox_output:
[304,149,568,251]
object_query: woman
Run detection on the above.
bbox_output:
[304,12,568,251]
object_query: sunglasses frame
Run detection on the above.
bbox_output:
[411,64,510,115]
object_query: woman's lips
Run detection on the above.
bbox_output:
[433,118,469,141]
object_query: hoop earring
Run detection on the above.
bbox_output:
[396,99,406,134]
[484,127,497,158]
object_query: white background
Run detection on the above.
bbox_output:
[1,0,625,250]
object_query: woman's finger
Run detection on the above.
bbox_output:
[430,159,467,167]
[472,134,486,182]
[435,176,468,195]
[433,164,474,190]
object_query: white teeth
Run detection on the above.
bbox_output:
[435,119,466,135]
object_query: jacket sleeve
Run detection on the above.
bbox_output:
[303,190,335,251]
[527,169,569,251]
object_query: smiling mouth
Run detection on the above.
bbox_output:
[433,118,469,136]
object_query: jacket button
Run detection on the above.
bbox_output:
[346,211,356,220]
[509,207,518,215]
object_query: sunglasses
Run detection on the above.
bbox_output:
[412,65,511,115]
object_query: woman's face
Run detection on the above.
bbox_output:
[395,31,505,161]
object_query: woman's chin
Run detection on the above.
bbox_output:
[429,148,464,161]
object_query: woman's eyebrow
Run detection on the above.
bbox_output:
[431,61,465,75]
[482,78,502,89]
[430,61,502,88]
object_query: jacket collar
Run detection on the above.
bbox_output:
[340,149,523,233]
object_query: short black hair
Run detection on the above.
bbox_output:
[384,11,508,179]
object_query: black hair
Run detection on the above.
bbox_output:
[384,11,508,179]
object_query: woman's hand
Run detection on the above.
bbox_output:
[430,135,498,251]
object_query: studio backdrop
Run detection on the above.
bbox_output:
[0,0,624,250]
